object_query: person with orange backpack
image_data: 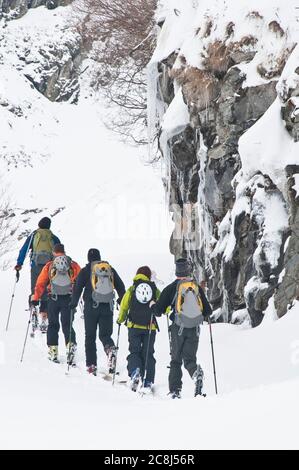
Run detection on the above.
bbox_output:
[151,259,212,399]
[70,249,125,376]
[14,217,61,333]
[31,244,81,364]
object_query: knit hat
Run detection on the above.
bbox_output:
[88,248,101,263]
[175,258,191,277]
[136,266,152,279]
[38,217,51,229]
[53,243,65,254]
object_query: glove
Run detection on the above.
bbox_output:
[149,300,156,308]
[31,300,39,307]
[14,265,22,271]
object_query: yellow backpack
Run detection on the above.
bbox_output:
[31,229,53,265]
[174,279,204,332]
[91,261,115,307]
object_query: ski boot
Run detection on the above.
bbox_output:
[106,345,117,374]
[30,309,39,337]
[193,365,205,397]
[66,342,77,367]
[130,368,141,392]
[87,365,97,376]
[168,389,181,399]
[39,319,48,334]
[140,380,154,396]
[48,346,59,363]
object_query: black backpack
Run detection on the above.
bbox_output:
[128,279,156,327]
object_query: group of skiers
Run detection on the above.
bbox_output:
[14,217,213,399]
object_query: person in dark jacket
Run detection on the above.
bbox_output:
[151,259,212,399]
[14,217,61,331]
[71,248,126,376]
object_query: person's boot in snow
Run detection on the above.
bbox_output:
[87,365,97,376]
[106,345,117,374]
[66,342,77,366]
[193,365,204,397]
[48,346,59,363]
[168,389,181,399]
[39,318,48,334]
[130,368,141,392]
[141,380,154,395]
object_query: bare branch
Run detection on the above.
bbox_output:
[70,0,157,145]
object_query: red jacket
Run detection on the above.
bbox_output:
[33,253,81,300]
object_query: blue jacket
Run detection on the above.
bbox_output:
[17,231,61,267]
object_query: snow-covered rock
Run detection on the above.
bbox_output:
[149,0,299,325]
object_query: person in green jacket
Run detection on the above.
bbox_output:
[117,266,160,393]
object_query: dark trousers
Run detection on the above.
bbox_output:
[47,295,76,347]
[169,324,199,392]
[84,302,114,367]
[127,328,156,383]
[30,264,48,312]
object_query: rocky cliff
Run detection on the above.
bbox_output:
[0,3,86,166]
[0,2,82,103]
[149,0,299,326]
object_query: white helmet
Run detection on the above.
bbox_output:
[135,283,153,304]
[53,255,69,272]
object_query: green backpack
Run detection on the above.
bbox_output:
[31,229,54,265]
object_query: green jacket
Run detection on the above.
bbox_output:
[117,274,160,330]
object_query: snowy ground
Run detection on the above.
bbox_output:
[0,5,299,451]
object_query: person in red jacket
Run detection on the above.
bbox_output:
[32,244,81,364]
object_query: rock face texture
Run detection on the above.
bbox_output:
[150,1,299,326]
[0,1,71,20]
[0,2,82,103]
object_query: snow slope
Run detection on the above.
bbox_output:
[1,279,299,450]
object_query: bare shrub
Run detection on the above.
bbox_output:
[202,40,233,77]
[71,0,157,145]
[171,66,220,111]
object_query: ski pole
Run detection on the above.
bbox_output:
[79,298,84,319]
[142,314,154,391]
[7,232,35,332]
[6,271,20,331]
[20,306,33,362]
[66,308,76,375]
[166,313,172,355]
[208,316,218,395]
[112,323,121,386]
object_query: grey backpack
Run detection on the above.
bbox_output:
[90,261,115,308]
[174,279,204,335]
[50,255,73,297]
